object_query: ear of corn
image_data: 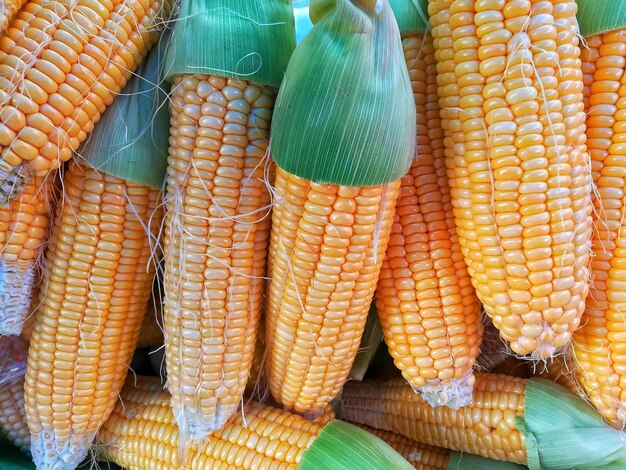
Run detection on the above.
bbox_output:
[375,18,482,407]
[161,0,295,443]
[0,0,174,204]
[98,376,412,470]
[0,376,29,454]
[572,0,626,429]
[0,172,56,335]
[24,38,170,469]
[264,0,414,416]
[428,0,592,359]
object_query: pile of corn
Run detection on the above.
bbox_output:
[1,0,626,469]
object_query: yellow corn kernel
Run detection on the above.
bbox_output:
[429,0,591,358]
[0,377,29,454]
[0,0,25,34]
[376,31,481,407]
[265,166,400,415]
[24,162,163,469]
[163,75,274,439]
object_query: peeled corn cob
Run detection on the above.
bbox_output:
[0,0,173,203]
[375,26,481,407]
[355,424,450,470]
[24,162,163,468]
[428,0,591,359]
[0,172,56,335]
[0,376,29,454]
[98,376,413,470]
[572,0,626,429]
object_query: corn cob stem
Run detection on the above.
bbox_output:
[24,162,162,469]
[0,376,29,454]
[573,23,626,429]
[429,0,591,359]
[0,172,56,335]
[376,30,481,408]
[163,74,274,441]
[0,0,173,204]
[265,168,400,414]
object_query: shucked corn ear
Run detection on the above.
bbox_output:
[0,172,56,335]
[0,0,173,204]
[161,0,295,441]
[98,376,413,470]
[572,0,626,429]
[264,0,414,415]
[341,372,626,469]
[24,37,170,469]
[376,4,481,407]
[428,0,592,358]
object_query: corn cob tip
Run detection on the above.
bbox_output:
[0,261,36,335]
[412,371,475,409]
[0,163,31,207]
[30,431,91,470]
[174,402,239,446]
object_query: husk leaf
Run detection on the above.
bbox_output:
[448,452,528,470]
[79,32,170,189]
[164,0,295,87]
[389,0,428,34]
[519,378,626,470]
[298,420,413,469]
[270,0,415,186]
[349,304,383,381]
[577,0,626,37]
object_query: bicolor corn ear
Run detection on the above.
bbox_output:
[272,0,415,186]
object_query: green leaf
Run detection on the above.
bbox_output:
[79,31,171,189]
[164,0,296,88]
[270,0,416,186]
[577,0,626,37]
[521,378,626,470]
[349,304,383,381]
[389,0,428,34]
[299,420,413,469]
[448,451,528,470]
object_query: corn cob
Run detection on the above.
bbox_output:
[572,0,626,429]
[265,0,414,416]
[24,161,162,468]
[98,376,413,470]
[355,424,450,470]
[0,0,173,204]
[376,28,481,407]
[0,376,29,454]
[0,0,24,34]
[429,0,591,359]
[342,374,527,464]
[163,74,275,438]
[0,172,56,335]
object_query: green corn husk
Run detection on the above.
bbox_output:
[270,0,415,187]
[448,452,528,470]
[577,0,626,37]
[79,31,171,189]
[299,420,413,469]
[519,378,626,470]
[349,304,383,381]
[164,0,295,87]
[389,0,428,34]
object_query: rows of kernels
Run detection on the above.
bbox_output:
[265,167,400,414]
[432,0,590,357]
[163,74,274,436]
[136,296,164,349]
[0,0,24,34]
[0,172,55,334]
[341,374,527,464]
[376,31,481,393]
[355,424,450,470]
[0,378,29,453]
[24,162,162,467]
[534,354,582,397]
[573,30,626,428]
[98,378,322,470]
[0,0,172,195]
